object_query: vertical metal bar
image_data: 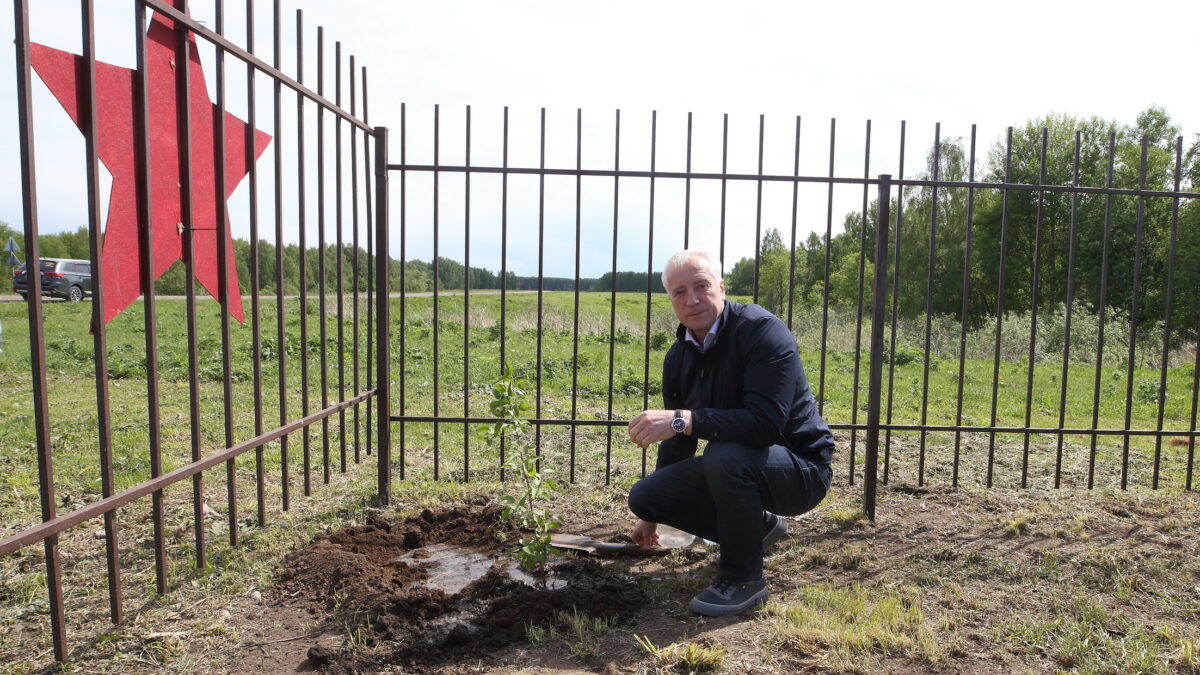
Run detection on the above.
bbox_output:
[81,0,120,623]
[917,123,941,487]
[1021,127,1049,488]
[1088,133,1118,490]
[398,105,406,480]
[134,0,166,597]
[819,119,835,421]
[865,175,892,522]
[498,106,508,374]
[375,127,391,505]
[786,115,801,331]
[684,112,692,249]
[463,105,471,481]
[363,66,373,460]
[752,114,764,303]
[642,110,657,477]
[247,0,266,526]
[1153,139,1184,489]
[432,103,440,480]
[848,121,871,482]
[214,0,239,549]
[350,55,361,463]
[174,0,206,569]
[294,8,310,496]
[498,106,507,480]
[605,109,621,484]
[1189,313,1199,490]
[719,113,727,266]
[335,41,346,474]
[317,27,330,484]
[883,121,906,485]
[14,0,67,658]
[952,126,978,489]
[986,128,1014,488]
[569,108,581,483]
[535,108,546,470]
[333,43,348,473]
[1055,131,1083,489]
[1120,138,1151,490]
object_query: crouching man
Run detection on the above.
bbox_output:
[627,249,834,617]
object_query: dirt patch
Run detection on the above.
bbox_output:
[10,465,1198,673]
[268,499,646,673]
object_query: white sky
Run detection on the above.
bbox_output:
[2,0,1197,279]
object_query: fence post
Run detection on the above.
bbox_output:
[374,126,391,505]
[864,174,891,522]
[13,0,68,659]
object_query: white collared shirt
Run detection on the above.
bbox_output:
[684,314,722,353]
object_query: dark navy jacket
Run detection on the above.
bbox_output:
[656,300,835,470]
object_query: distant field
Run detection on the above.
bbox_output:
[0,291,1196,533]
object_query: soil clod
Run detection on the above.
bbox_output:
[305,645,333,667]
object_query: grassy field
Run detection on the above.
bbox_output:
[0,290,1196,518]
[0,291,1198,672]
[5,289,1194,517]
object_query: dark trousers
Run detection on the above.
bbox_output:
[628,441,831,583]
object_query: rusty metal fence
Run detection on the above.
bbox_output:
[6,1,1200,667]
[3,0,381,661]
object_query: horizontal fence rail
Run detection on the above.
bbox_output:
[7,0,380,662]
[0,391,375,557]
[394,164,1200,199]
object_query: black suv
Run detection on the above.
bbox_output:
[12,258,93,302]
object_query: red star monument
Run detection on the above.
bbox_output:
[30,10,272,324]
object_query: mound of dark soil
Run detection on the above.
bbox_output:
[274,501,646,672]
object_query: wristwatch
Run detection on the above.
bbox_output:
[671,409,687,434]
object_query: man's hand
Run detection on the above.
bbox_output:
[630,519,659,547]
[627,409,690,448]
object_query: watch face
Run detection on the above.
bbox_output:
[671,416,687,433]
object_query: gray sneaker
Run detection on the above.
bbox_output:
[763,512,788,552]
[689,577,769,617]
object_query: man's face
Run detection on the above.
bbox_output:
[666,256,725,338]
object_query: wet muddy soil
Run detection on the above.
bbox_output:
[272,500,646,673]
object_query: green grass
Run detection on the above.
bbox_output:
[530,608,615,661]
[1,291,1196,532]
[0,295,373,528]
[390,292,1199,492]
[762,583,943,672]
[635,633,727,672]
[1001,596,1181,673]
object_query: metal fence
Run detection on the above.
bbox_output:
[384,109,1200,510]
[3,0,380,661]
[6,1,1200,667]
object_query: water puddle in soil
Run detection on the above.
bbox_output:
[273,505,650,671]
[393,543,568,594]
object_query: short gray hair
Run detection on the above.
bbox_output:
[661,249,723,290]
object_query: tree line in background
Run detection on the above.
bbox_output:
[0,220,666,297]
[4,107,1197,341]
[726,107,1200,344]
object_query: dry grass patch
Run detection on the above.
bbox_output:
[761,583,943,673]
[823,506,872,529]
[1001,595,1190,673]
[635,633,727,672]
[527,608,616,662]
